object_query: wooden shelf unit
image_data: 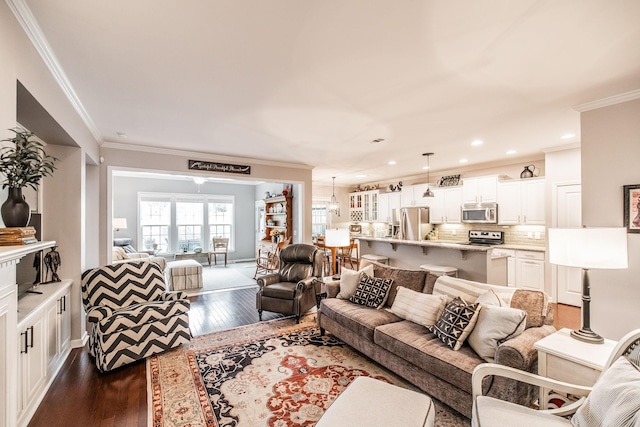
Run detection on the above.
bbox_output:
[263,195,292,243]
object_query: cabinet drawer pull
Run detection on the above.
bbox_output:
[58,297,63,315]
[21,331,28,354]
[63,295,66,311]
[28,325,34,349]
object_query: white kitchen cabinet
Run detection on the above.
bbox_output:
[497,178,545,225]
[17,280,72,427]
[462,176,498,204]
[401,184,430,207]
[350,190,379,222]
[362,190,379,222]
[378,192,401,223]
[492,248,516,287]
[427,187,462,224]
[515,250,545,291]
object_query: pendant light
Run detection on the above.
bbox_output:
[422,152,435,198]
[329,176,340,216]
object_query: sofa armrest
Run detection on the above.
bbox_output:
[124,253,150,260]
[495,324,557,371]
[324,280,341,298]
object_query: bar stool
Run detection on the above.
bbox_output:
[361,254,389,265]
[419,264,458,277]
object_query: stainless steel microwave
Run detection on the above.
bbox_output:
[461,203,498,224]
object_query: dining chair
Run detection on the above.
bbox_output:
[314,236,332,276]
[209,237,229,266]
[337,238,357,270]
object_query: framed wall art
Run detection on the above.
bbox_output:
[623,184,640,233]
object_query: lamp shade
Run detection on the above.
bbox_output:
[548,227,628,269]
[113,218,128,230]
[325,228,350,247]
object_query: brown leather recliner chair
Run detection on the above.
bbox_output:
[256,244,324,323]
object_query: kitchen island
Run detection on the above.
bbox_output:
[356,236,508,284]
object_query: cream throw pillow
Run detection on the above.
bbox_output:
[337,264,374,300]
[467,305,526,362]
[390,286,448,327]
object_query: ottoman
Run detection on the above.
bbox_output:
[316,376,435,427]
[166,259,203,291]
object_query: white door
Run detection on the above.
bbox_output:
[255,201,265,257]
[556,183,582,306]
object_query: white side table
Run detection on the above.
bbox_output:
[534,328,617,409]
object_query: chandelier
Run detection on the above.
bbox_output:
[329,176,340,216]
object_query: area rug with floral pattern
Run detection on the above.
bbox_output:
[147,314,470,427]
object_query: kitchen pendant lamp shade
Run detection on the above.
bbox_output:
[422,152,435,198]
[549,227,628,344]
[329,176,340,216]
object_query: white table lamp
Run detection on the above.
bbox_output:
[113,218,128,231]
[549,227,628,344]
[325,228,351,279]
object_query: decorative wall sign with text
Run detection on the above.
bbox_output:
[188,160,251,175]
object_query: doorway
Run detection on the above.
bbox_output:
[554,183,582,306]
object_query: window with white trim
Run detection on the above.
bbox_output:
[138,193,235,252]
[312,204,328,238]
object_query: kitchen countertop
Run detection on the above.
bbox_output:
[356,236,493,252]
[355,236,546,252]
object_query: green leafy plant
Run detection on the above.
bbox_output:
[0,129,57,190]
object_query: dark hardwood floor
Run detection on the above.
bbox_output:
[28,287,577,427]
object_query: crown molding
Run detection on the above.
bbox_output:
[101,140,313,170]
[6,0,103,143]
[574,89,640,112]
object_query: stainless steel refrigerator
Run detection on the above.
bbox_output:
[393,207,431,241]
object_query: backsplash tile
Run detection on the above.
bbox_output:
[434,224,546,247]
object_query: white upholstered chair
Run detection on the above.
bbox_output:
[471,328,640,427]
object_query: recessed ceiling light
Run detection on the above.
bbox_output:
[459,159,468,163]
[471,139,483,146]
[506,150,517,155]
[422,166,430,170]
[370,138,385,144]
[355,174,367,178]
[561,133,576,139]
[117,132,128,138]
[388,161,397,165]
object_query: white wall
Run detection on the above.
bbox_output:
[581,97,640,340]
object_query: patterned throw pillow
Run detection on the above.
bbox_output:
[428,297,481,350]
[349,274,394,309]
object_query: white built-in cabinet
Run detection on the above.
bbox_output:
[427,187,462,224]
[377,192,401,223]
[462,176,498,204]
[497,178,545,225]
[17,280,72,427]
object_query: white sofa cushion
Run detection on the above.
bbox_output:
[433,276,516,305]
[337,264,375,300]
[467,305,527,362]
[389,286,448,327]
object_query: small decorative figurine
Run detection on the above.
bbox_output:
[44,246,61,283]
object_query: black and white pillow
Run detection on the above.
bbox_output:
[428,297,481,350]
[349,274,394,309]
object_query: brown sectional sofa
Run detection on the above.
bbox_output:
[317,259,556,418]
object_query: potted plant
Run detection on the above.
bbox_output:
[0,129,57,227]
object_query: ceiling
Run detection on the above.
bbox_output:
[15,0,640,185]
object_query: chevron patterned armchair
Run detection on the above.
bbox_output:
[81,261,191,372]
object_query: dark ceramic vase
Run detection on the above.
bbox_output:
[1,187,31,227]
